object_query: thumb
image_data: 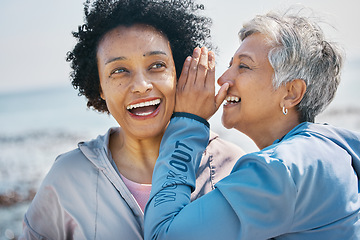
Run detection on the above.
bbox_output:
[215,82,229,110]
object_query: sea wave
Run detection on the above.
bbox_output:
[0,130,88,201]
[0,129,90,239]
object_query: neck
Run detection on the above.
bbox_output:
[245,114,300,150]
[109,128,163,184]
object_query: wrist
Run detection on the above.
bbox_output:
[171,112,210,128]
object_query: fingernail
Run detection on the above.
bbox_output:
[208,51,215,69]
[185,56,192,66]
[193,47,201,58]
[208,51,215,62]
[225,83,230,91]
[201,46,208,54]
[208,51,214,58]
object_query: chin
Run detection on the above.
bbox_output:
[221,116,233,129]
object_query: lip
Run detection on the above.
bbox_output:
[223,102,239,108]
[127,97,161,106]
[127,97,162,120]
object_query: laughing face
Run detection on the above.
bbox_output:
[97,24,176,139]
[218,33,286,138]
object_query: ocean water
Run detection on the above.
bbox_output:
[0,59,359,239]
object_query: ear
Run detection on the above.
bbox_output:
[100,86,105,100]
[282,79,306,109]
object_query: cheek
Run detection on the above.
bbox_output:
[156,72,176,94]
[159,77,176,108]
[234,74,260,96]
[99,78,108,99]
[164,79,176,102]
[167,78,176,93]
[233,77,247,95]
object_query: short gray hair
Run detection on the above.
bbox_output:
[239,9,344,122]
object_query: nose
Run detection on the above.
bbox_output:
[131,72,153,93]
[217,68,234,87]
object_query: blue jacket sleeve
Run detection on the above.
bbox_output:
[144,113,210,239]
[144,114,241,240]
[144,114,297,240]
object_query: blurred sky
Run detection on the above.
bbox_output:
[0,0,359,93]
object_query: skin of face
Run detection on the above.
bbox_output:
[97,24,177,140]
[218,33,288,147]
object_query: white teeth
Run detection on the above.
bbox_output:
[226,96,240,102]
[135,112,152,116]
[126,99,161,110]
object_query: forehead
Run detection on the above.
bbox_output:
[97,24,171,56]
[234,33,272,61]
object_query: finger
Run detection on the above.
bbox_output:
[186,47,201,89]
[195,46,208,87]
[205,50,216,92]
[177,56,192,91]
[215,82,229,110]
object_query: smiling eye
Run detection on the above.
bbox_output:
[239,63,250,69]
[149,62,166,70]
[110,68,128,76]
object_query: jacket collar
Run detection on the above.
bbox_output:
[77,127,117,169]
[78,127,219,168]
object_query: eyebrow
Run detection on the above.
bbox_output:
[105,56,126,65]
[105,51,168,65]
[238,54,255,63]
[143,50,167,57]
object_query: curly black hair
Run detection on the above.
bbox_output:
[66,0,213,113]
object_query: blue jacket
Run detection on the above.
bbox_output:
[144,113,360,240]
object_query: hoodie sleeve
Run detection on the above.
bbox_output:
[144,113,210,239]
[144,114,297,240]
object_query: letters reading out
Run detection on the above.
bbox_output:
[154,140,193,207]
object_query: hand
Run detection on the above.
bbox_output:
[175,47,229,120]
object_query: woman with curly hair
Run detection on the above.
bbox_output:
[20,0,244,239]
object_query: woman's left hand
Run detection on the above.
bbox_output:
[175,47,229,120]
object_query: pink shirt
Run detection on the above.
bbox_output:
[120,173,152,212]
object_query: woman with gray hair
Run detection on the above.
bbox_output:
[144,10,360,240]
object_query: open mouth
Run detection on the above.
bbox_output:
[224,96,241,106]
[126,98,161,116]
